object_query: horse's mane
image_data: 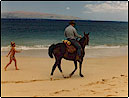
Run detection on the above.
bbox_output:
[79,37,86,48]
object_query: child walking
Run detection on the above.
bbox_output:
[4,41,21,71]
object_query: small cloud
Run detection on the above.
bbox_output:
[66,7,70,10]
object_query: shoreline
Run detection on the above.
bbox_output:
[1,45,128,58]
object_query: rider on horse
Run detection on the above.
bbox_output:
[64,21,82,61]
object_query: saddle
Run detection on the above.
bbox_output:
[63,40,76,53]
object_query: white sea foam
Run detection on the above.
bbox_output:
[85,45,126,49]
[1,45,128,52]
[1,45,50,51]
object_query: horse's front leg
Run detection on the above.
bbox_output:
[79,61,84,77]
[69,61,77,78]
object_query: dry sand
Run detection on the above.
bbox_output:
[1,56,128,97]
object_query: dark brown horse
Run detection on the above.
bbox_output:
[48,32,89,80]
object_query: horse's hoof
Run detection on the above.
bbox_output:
[50,78,53,81]
[80,74,84,77]
[50,76,53,81]
[63,76,67,78]
[68,75,72,78]
[61,73,66,78]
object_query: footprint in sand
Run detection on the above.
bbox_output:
[86,82,96,86]
[115,91,118,93]
[72,88,76,90]
[97,79,107,84]
[112,77,118,79]
[90,90,97,94]
[101,79,108,83]
[104,88,111,91]
[102,79,108,82]
[84,79,108,86]
[108,84,116,86]
[90,90,95,92]
[106,94,116,97]
[120,74,125,77]
[53,89,70,94]
[33,95,40,97]
[124,81,127,83]
[121,90,125,92]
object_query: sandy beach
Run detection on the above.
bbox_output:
[1,50,128,97]
[1,1,128,97]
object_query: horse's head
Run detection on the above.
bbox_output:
[79,32,89,48]
[83,32,89,45]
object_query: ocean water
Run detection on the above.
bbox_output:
[1,19,128,51]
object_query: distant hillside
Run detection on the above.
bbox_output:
[1,11,81,20]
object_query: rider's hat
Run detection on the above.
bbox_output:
[69,21,76,25]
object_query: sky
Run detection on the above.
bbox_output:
[1,1,128,21]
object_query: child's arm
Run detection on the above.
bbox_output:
[6,49,12,57]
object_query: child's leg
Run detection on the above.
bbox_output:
[13,58,19,70]
[4,60,12,71]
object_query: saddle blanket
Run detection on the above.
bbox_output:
[63,40,76,53]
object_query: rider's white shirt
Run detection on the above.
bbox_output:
[64,25,80,39]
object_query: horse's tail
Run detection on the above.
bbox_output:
[48,44,56,58]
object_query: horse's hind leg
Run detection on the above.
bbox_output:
[57,58,66,78]
[69,61,77,78]
[50,62,57,80]
[50,57,64,80]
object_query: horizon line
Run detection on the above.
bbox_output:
[1,18,128,23]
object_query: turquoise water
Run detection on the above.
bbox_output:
[1,19,128,51]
